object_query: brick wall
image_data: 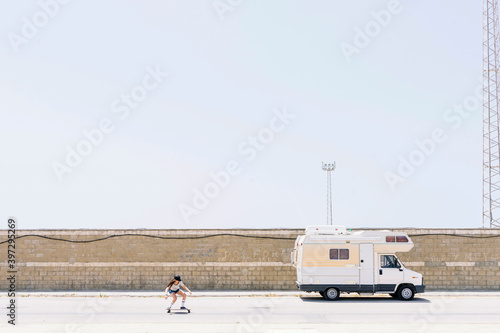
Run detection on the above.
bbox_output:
[0,228,499,291]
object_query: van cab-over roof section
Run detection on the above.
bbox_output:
[301,230,414,252]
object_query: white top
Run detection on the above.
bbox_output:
[168,281,184,291]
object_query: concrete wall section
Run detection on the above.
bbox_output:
[0,228,499,291]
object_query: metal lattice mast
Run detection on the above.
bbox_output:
[483,0,500,228]
[322,162,336,225]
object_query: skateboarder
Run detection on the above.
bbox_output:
[165,275,192,310]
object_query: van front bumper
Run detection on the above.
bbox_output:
[415,285,425,293]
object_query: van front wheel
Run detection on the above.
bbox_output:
[323,288,340,301]
[398,286,415,301]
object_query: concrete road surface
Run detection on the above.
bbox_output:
[1,293,500,332]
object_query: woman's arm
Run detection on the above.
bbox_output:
[183,285,193,295]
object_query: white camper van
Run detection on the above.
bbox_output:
[292,225,425,300]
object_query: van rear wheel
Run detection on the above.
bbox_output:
[323,288,340,301]
[398,286,415,301]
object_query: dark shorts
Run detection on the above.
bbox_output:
[168,289,180,294]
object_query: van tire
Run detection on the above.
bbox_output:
[389,293,398,298]
[397,286,415,301]
[323,288,340,301]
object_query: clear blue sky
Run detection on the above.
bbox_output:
[0,1,483,229]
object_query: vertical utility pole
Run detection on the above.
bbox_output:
[322,162,336,225]
[483,0,500,228]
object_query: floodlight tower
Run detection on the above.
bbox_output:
[322,162,336,225]
[483,0,500,228]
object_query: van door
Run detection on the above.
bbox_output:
[378,254,404,289]
[359,244,374,288]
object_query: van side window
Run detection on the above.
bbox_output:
[396,236,408,242]
[380,255,400,268]
[386,235,409,243]
[330,249,349,260]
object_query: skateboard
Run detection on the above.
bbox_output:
[167,308,191,314]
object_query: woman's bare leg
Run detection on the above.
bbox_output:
[177,290,187,307]
[168,293,177,308]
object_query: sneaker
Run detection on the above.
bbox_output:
[180,306,186,310]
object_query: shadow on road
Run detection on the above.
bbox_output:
[300,296,430,303]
